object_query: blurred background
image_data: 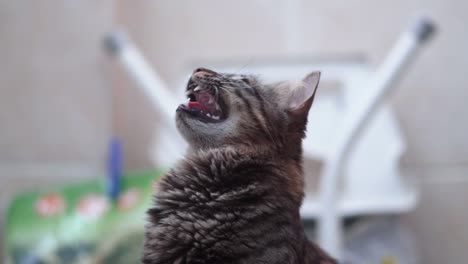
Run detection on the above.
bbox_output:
[1,1,467,263]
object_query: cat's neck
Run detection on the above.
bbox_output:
[188,143,299,161]
[185,144,305,205]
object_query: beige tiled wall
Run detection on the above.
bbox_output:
[403,166,468,264]
[1,1,467,263]
[0,0,115,238]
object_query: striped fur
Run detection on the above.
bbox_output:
[143,68,336,264]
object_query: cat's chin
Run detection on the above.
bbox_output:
[175,106,237,150]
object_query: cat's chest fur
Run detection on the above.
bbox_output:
[143,147,336,264]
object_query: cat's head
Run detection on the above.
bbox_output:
[176,67,320,154]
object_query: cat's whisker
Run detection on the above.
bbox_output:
[218,86,233,95]
[232,58,253,75]
[219,81,260,90]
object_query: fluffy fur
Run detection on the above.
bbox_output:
[143,68,336,264]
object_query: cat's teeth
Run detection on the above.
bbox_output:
[194,86,201,92]
[213,115,220,120]
[206,113,212,118]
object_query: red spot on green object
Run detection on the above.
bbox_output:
[35,194,64,217]
[77,194,109,220]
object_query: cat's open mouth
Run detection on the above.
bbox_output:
[178,80,227,123]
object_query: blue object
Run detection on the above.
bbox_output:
[107,137,122,201]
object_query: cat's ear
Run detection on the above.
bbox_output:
[287,71,321,115]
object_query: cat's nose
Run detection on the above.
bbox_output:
[192,67,217,77]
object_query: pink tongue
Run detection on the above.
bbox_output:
[188,101,214,114]
[188,101,201,110]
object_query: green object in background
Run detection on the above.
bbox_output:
[4,170,163,264]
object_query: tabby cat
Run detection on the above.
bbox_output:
[143,68,337,264]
